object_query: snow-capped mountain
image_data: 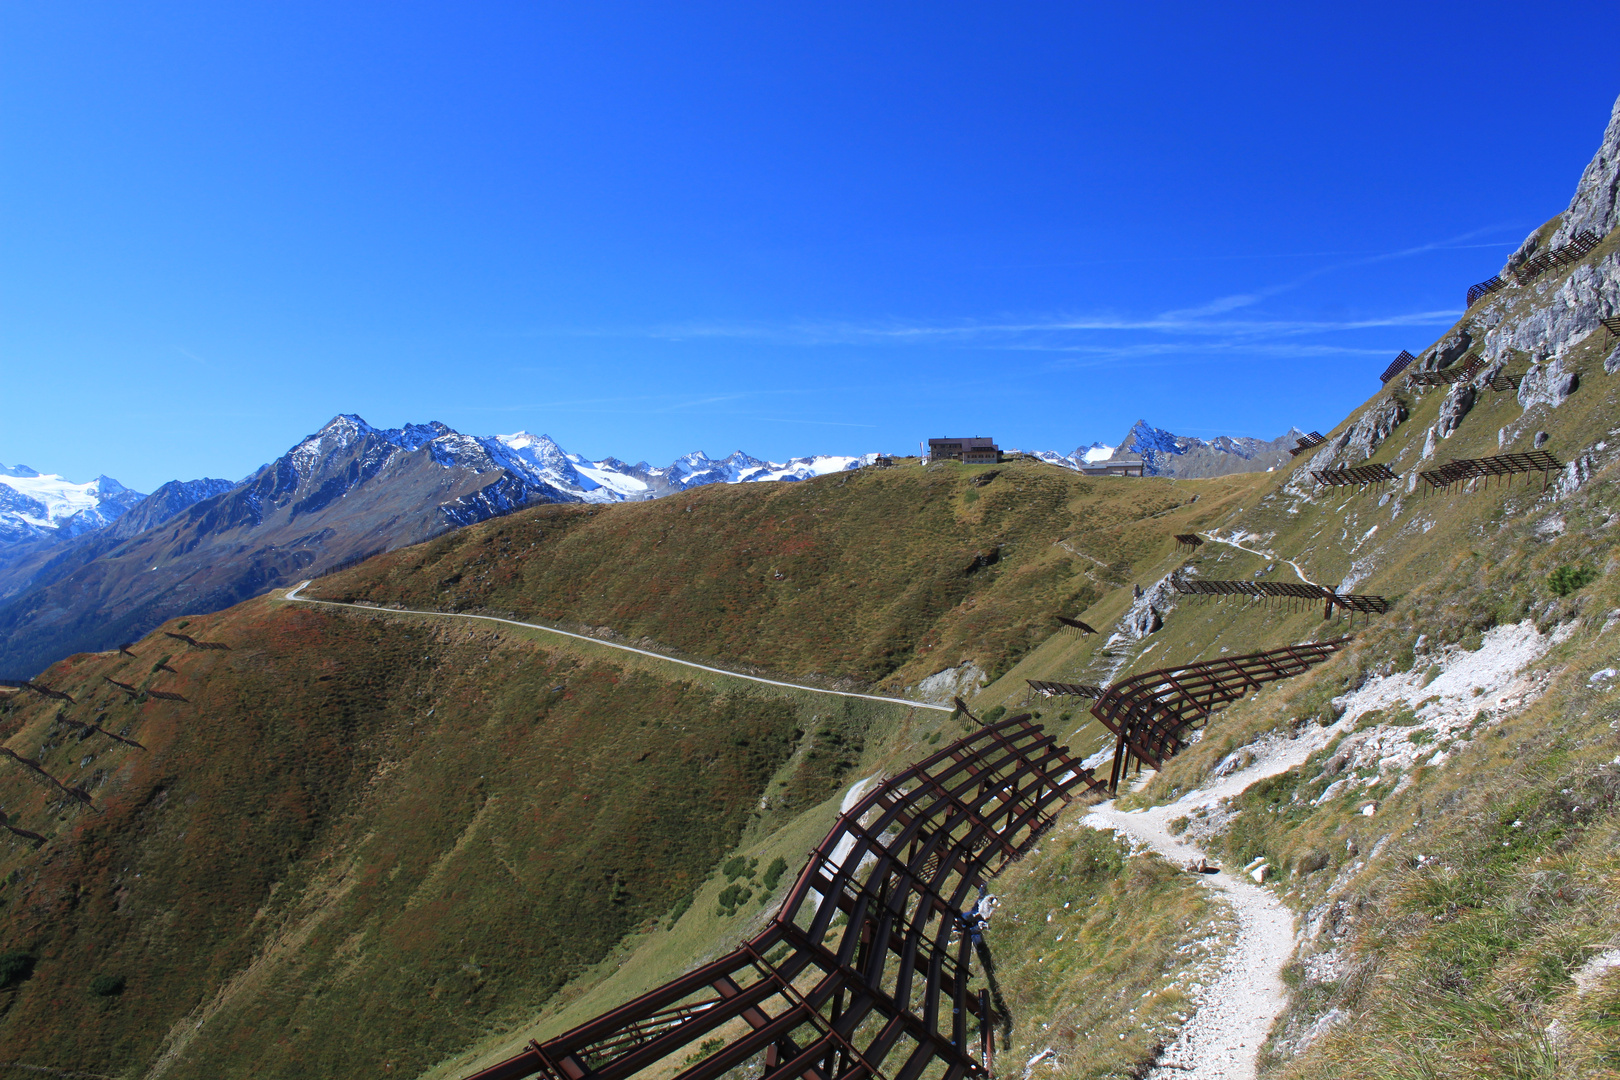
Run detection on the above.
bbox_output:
[1018,427,1298,477]
[258,416,871,512]
[0,464,145,543]
[1076,442,1116,464]
[489,432,865,502]
[0,415,876,678]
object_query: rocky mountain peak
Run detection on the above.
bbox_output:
[1506,91,1620,271]
[1553,93,1620,249]
[1114,421,1304,478]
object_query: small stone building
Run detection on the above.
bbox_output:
[928,436,1001,464]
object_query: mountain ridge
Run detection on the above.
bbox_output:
[0,414,1296,678]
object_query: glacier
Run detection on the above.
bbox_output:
[0,464,144,541]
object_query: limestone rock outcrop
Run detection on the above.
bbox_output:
[1517,357,1579,410]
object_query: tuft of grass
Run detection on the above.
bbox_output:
[985,817,1219,1080]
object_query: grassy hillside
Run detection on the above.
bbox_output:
[310,459,1267,693]
[0,593,926,1080]
[958,229,1620,1076]
[0,460,1257,1080]
[0,230,1614,1080]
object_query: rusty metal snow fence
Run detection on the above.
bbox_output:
[1466,230,1601,306]
[463,716,1106,1080]
[1379,351,1419,384]
[1467,276,1508,307]
[1417,451,1563,492]
[1405,353,1485,388]
[1024,680,1107,700]
[1088,639,1351,792]
[1287,432,1326,457]
[1168,579,1389,625]
[1309,463,1398,489]
[1512,230,1601,285]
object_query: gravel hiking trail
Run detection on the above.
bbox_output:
[1084,743,1317,1080]
[282,581,951,712]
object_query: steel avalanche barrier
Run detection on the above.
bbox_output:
[464,716,1106,1080]
[1089,639,1351,792]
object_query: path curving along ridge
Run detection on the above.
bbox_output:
[281,581,954,712]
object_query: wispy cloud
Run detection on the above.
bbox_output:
[510,228,1487,378]
[639,307,1460,345]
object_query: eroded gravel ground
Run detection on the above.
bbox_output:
[1085,765,1298,1080]
[1079,618,1572,1078]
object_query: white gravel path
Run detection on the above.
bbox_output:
[1198,529,1322,590]
[1074,616,1569,1078]
[1082,737,1325,1080]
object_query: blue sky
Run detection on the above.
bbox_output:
[4,2,1619,491]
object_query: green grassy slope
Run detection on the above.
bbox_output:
[0,595,919,1080]
[308,459,1268,694]
[0,461,1254,1080]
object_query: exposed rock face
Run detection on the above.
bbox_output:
[1479,252,1620,367]
[1435,383,1476,439]
[1517,357,1579,410]
[1551,94,1620,249]
[1121,576,1176,639]
[1607,342,1620,375]
[1419,382,1477,461]
[1302,396,1408,478]
[915,661,986,705]
[1422,326,1472,370]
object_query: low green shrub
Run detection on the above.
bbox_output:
[0,951,33,989]
[715,884,752,916]
[89,974,125,997]
[1548,565,1598,597]
[760,856,789,891]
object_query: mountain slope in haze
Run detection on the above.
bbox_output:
[0,414,587,679]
